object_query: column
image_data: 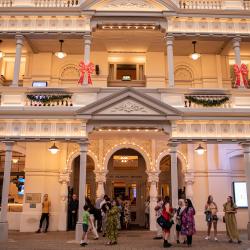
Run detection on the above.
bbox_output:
[83,33,92,85]
[95,170,106,199]
[148,171,159,231]
[186,144,195,200]
[12,35,24,87]
[242,143,250,240]
[58,169,70,231]
[166,35,175,88]
[0,141,14,242]
[75,141,88,241]
[232,37,241,67]
[169,142,179,208]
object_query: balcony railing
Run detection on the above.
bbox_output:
[179,0,223,9]
[244,0,250,10]
[32,0,79,7]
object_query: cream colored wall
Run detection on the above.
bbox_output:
[20,142,66,232]
[19,50,232,89]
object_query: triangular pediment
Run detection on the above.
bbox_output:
[82,0,174,11]
[76,88,182,121]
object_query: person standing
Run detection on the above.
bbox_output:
[36,194,51,233]
[223,196,241,244]
[175,199,185,244]
[80,205,91,247]
[154,196,163,240]
[86,198,99,240]
[161,196,174,248]
[100,195,110,237]
[181,199,196,247]
[95,195,104,233]
[144,196,150,229]
[204,195,218,241]
[106,200,120,245]
[68,194,79,230]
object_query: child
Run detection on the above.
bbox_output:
[80,205,90,247]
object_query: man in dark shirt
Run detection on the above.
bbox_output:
[68,194,79,230]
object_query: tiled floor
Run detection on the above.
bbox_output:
[1,230,249,250]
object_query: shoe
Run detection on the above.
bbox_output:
[103,233,106,237]
[214,237,218,241]
[237,240,242,244]
[94,237,99,240]
[80,243,85,247]
[35,229,41,233]
[153,236,163,240]
[228,239,233,243]
[205,236,210,240]
[177,240,180,244]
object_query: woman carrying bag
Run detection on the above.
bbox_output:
[157,196,174,248]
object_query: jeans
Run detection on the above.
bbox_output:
[39,213,49,231]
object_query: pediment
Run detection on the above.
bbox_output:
[84,0,171,11]
[76,88,182,121]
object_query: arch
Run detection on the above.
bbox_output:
[156,149,188,173]
[66,149,99,171]
[59,64,80,81]
[103,143,151,172]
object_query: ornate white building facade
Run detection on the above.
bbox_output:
[0,0,250,242]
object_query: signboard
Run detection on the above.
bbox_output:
[32,81,48,87]
[233,182,248,208]
[25,193,41,204]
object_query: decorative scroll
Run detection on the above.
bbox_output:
[78,61,95,85]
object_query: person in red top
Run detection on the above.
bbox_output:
[162,196,174,248]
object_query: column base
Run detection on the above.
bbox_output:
[0,221,8,242]
[75,222,82,242]
[248,221,250,240]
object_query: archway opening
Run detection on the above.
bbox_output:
[159,155,185,200]
[70,155,96,202]
[106,148,147,227]
[0,151,25,212]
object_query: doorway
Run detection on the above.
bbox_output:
[106,148,148,227]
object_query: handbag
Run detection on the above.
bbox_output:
[157,215,174,229]
[205,211,212,222]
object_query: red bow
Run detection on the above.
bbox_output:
[233,64,249,88]
[78,61,95,85]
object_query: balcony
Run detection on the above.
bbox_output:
[0,0,80,7]
[179,0,223,9]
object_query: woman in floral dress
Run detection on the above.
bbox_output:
[181,199,196,247]
[106,200,119,245]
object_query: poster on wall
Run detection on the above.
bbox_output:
[233,182,248,208]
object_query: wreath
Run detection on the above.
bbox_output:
[27,94,72,106]
[185,96,229,107]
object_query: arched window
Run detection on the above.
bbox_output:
[174,65,194,88]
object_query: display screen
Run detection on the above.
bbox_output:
[32,81,48,87]
[233,182,248,208]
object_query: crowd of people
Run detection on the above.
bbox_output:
[35,193,242,248]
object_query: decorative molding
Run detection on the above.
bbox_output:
[110,100,148,114]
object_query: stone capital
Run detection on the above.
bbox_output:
[83,33,92,44]
[95,170,107,183]
[168,141,179,152]
[78,140,89,152]
[240,143,250,153]
[2,141,15,151]
[59,169,71,184]
[232,36,241,48]
[184,172,195,184]
[147,171,160,183]
[164,34,174,44]
[15,34,24,46]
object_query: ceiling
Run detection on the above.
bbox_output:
[1,30,250,55]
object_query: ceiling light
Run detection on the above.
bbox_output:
[12,158,19,164]
[55,40,67,59]
[190,41,200,60]
[48,143,59,154]
[195,144,205,155]
[0,40,5,59]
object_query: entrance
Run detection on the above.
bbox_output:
[106,148,147,227]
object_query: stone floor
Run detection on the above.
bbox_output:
[1,230,250,250]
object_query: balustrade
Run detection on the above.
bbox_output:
[244,0,250,10]
[0,0,12,7]
[32,0,79,7]
[179,0,222,9]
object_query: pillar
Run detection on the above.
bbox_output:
[242,143,250,240]
[169,142,179,208]
[95,170,106,199]
[12,35,24,87]
[186,144,195,200]
[166,35,175,88]
[0,141,14,242]
[232,37,241,66]
[58,169,70,231]
[148,171,159,231]
[83,33,92,85]
[75,141,88,241]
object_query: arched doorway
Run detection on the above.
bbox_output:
[106,148,148,227]
[159,155,185,200]
[70,155,96,202]
[0,151,25,213]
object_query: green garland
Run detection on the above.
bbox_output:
[185,96,229,107]
[27,94,72,105]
